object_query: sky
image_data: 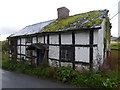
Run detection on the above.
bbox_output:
[0,0,119,41]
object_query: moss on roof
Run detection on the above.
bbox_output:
[42,10,108,32]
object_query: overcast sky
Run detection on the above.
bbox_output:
[0,0,119,41]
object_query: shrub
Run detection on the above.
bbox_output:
[2,60,17,71]
[2,60,120,88]
[44,66,58,79]
[14,61,31,73]
[33,61,49,78]
[57,66,77,83]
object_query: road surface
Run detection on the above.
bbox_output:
[1,69,73,88]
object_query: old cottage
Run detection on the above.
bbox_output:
[8,7,111,71]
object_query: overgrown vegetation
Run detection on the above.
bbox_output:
[2,60,120,88]
[2,40,9,61]
[42,10,106,32]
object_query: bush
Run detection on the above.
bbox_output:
[44,66,57,79]
[31,61,49,78]
[2,60,17,71]
[2,60,120,88]
[57,66,77,83]
[14,61,31,73]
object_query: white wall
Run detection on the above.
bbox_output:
[75,47,89,63]
[45,35,47,44]
[61,33,72,44]
[17,46,20,54]
[21,38,26,45]
[94,30,98,44]
[17,55,20,59]
[97,19,106,66]
[17,39,20,45]
[21,46,26,54]
[49,34,59,44]
[33,37,37,43]
[49,46,59,59]
[38,36,44,43]
[75,31,89,45]
[33,50,37,56]
[93,47,98,60]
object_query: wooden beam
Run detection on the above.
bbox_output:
[89,30,94,71]
[59,33,61,67]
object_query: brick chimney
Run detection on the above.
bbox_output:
[57,7,70,19]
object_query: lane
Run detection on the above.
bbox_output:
[2,69,73,88]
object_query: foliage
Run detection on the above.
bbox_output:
[33,61,49,78]
[44,66,57,79]
[2,40,9,52]
[2,60,30,72]
[2,60,120,88]
[57,66,77,82]
[2,40,9,61]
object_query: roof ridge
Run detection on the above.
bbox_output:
[69,9,108,18]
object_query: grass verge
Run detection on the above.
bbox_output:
[2,60,120,89]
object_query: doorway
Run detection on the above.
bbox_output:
[37,49,45,65]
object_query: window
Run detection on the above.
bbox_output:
[61,46,73,61]
[26,37,32,43]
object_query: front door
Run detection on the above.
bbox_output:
[37,49,45,65]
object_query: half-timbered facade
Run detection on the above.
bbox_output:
[8,7,111,71]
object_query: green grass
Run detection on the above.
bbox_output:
[110,42,120,49]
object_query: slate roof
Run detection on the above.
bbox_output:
[10,20,55,37]
[10,10,108,37]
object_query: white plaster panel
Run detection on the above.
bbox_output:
[75,64,89,71]
[45,35,47,44]
[33,37,37,43]
[38,36,44,43]
[17,39,20,45]
[61,33,72,44]
[9,50,11,53]
[93,47,98,60]
[17,46,20,54]
[10,54,12,58]
[21,38,26,45]
[49,46,59,59]
[94,30,98,44]
[98,19,106,65]
[61,62,72,67]
[9,41,11,45]
[26,43,31,45]
[21,46,25,54]
[49,34,59,44]
[33,50,37,56]
[75,31,89,45]
[48,59,59,67]
[17,55,20,59]
[75,47,89,63]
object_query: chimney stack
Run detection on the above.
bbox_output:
[57,7,70,19]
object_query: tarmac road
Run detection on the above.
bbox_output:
[1,69,73,88]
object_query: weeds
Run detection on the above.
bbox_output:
[2,60,120,88]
